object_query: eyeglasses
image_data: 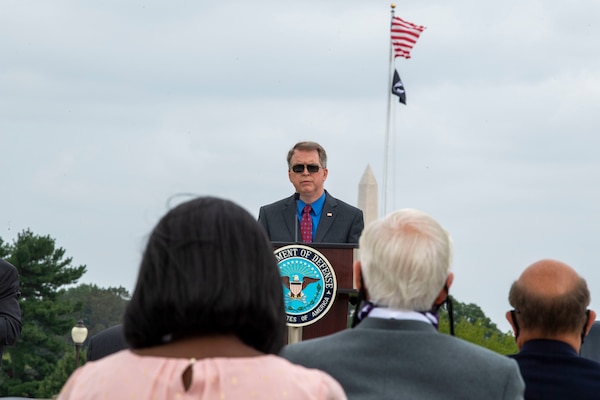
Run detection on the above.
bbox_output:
[291,164,322,174]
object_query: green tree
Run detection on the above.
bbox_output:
[438,295,518,355]
[61,284,130,338]
[36,350,81,397]
[0,229,86,398]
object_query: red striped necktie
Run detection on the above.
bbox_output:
[300,205,312,243]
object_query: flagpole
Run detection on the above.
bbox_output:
[382,3,396,216]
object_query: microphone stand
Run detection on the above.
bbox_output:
[289,192,303,344]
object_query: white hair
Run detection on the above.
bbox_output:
[359,208,452,311]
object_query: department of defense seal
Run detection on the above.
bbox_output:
[275,244,337,327]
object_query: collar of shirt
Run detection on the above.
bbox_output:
[298,192,326,239]
[297,192,326,217]
[519,339,580,357]
[368,308,438,326]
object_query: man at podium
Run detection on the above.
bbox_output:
[258,141,363,244]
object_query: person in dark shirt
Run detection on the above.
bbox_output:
[507,259,600,399]
[86,324,127,362]
[0,259,22,365]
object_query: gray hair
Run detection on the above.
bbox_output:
[359,208,452,311]
[286,141,328,169]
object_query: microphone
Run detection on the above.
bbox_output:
[294,193,300,243]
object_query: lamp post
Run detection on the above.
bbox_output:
[71,319,88,369]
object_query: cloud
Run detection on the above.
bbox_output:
[2,0,600,332]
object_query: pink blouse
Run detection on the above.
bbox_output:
[57,350,346,399]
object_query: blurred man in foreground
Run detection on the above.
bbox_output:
[282,208,524,399]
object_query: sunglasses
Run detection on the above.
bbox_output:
[291,164,322,173]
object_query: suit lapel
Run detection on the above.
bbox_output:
[314,193,337,242]
[281,195,298,241]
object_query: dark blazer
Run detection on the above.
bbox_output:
[86,324,128,362]
[258,191,364,244]
[509,339,600,400]
[281,318,524,400]
[0,260,22,364]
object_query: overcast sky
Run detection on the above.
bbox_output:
[2,0,599,333]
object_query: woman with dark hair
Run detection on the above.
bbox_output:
[58,196,346,399]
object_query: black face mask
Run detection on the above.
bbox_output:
[510,310,520,339]
[351,280,455,337]
[350,275,368,328]
[434,285,454,336]
[510,309,590,347]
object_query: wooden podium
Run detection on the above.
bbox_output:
[273,242,357,341]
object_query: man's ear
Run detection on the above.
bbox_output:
[506,311,518,334]
[353,261,362,290]
[433,273,454,305]
[446,272,454,290]
[584,310,597,335]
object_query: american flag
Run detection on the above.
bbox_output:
[390,16,425,59]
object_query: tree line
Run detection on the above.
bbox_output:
[0,229,129,398]
[0,228,517,398]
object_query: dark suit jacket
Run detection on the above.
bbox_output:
[281,318,524,400]
[86,324,128,362]
[258,191,364,244]
[509,339,600,400]
[0,260,22,363]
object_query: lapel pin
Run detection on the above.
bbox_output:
[327,212,333,217]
